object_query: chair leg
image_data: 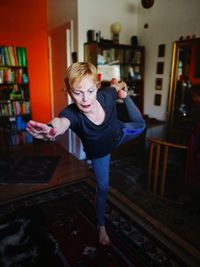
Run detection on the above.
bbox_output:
[153,144,160,194]
[147,142,154,191]
[160,146,168,197]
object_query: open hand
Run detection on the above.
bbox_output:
[26,120,57,140]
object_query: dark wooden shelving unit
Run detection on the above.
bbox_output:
[84,40,145,113]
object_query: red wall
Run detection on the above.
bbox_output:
[189,46,200,85]
[0,0,51,122]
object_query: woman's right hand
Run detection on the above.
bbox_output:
[26,120,57,140]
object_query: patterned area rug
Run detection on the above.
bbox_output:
[110,156,200,253]
[0,180,187,267]
[0,156,60,184]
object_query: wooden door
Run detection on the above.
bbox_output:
[49,22,71,117]
[48,22,85,159]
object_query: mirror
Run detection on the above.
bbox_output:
[167,38,200,128]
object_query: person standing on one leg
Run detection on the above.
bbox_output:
[26,62,145,245]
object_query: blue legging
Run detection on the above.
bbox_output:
[91,96,145,227]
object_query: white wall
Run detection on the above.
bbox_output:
[48,0,200,121]
[137,0,200,120]
[77,0,139,60]
[47,0,78,51]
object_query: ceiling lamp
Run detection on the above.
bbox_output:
[141,0,154,9]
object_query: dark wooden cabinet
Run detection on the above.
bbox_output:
[84,41,145,112]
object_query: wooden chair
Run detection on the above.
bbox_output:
[165,126,191,146]
[147,137,187,199]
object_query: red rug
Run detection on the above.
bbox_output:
[0,180,187,267]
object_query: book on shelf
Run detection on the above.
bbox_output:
[16,47,22,66]
[0,46,6,66]
[10,131,33,145]
[21,47,27,67]
[8,46,18,66]
[0,100,30,117]
[4,46,12,66]
[0,47,2,66]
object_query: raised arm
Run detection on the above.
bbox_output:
[110,78,145,127]
[26,117,70,140]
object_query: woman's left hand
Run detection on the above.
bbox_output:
[110,79,128,99]
[118,88,128,99]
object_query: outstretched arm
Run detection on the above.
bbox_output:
[26,117,70,140]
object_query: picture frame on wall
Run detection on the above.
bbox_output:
[156,62,164,74]
[158,44,165,57]
[155,78,163,90]
[154,94,162,106]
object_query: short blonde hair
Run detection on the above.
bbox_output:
[64,62,98,92]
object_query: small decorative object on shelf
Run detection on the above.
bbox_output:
[0,45,32,146]
[131,36,138,47]
[110,22,121,44]
[87,30,95,42]
[155,78,163,90]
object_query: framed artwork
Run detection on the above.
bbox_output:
[156,62,164,74]
[155,78,163,90]
[72,52,77,63]
[158,44,165,57]
[154,94,162,106]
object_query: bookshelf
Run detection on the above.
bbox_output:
[0,45,32,146]
[84,41,145,113]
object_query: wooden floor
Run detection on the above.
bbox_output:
[0,141,91,203]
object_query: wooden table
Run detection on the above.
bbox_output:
[0,141,91,203]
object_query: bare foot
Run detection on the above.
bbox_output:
[99,226,111,245]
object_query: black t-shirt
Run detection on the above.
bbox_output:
[59,87,123,159]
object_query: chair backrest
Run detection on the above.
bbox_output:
[147,137,187,198]
[165,127,190,146]
[185,122,200,188]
